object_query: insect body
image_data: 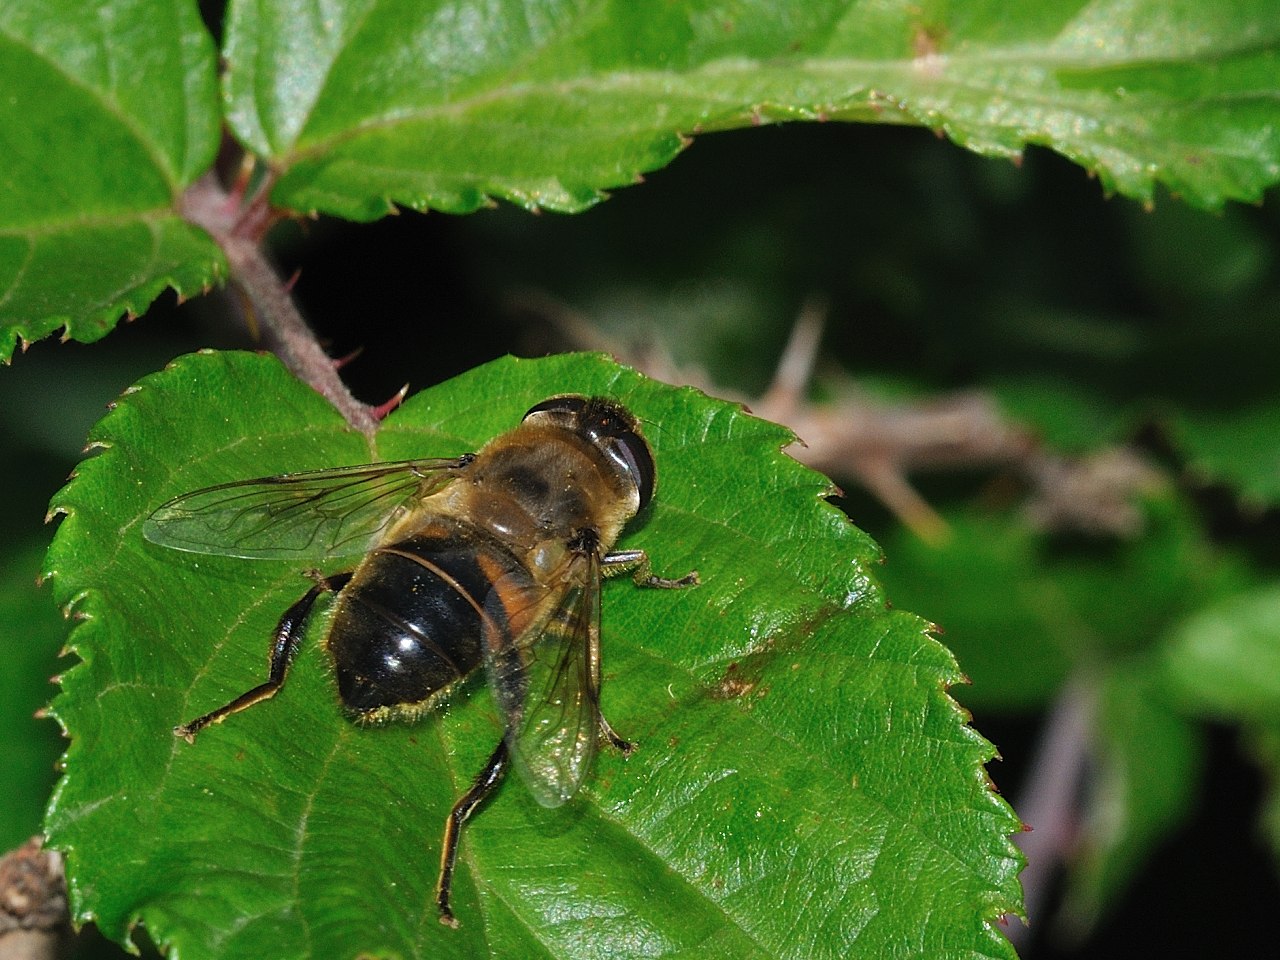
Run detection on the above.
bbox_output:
[144,395,698,925]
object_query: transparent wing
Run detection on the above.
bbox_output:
[486,551,603,808]
[142,457,470,559]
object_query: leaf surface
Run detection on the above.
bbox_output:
[0,0,223,360]
[44,350,1021,959]
[227,0,1280,219]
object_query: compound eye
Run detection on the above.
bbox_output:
[611,430,655,512]
[523,395,587,420]
[582,402,656,511]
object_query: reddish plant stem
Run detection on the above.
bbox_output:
[181,174,379,436]
[1006,673,1097,949]
[220,234,379,434]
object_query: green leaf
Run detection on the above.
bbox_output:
[0,0,223,360]
[1247,724,1280,866]
[1064,582,1280,934]
[1060,666,1202,938]
[9,2,1278,357]
[0,543,68,852]
[1162,585,1280,722]
[1167,400,1280,507]
[227,0,1280,219]
[874,497,1246,711]
[874,512,1073,710]
[43,351,1021,959]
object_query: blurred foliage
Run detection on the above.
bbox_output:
[0,543,66,852]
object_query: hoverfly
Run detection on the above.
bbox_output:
[144,395,698,925]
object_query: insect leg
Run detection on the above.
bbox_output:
[596,713,635,754]
[595,550,698,749]
[601,549,700,589]
[437,739,510,928]
[173,571,353,742]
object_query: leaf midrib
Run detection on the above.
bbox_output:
[280,37,1279,164]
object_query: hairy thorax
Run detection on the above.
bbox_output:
[445,427,637,566]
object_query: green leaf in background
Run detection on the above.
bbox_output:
[0,543,67,852]
[234,0,1280,219]
[877,497,1253,712]
[1160,586,1280,884]
[0,0,224,360]
[876,499,1224,710]
[1163,585,1280,723]
[43,350,1021,959]
[991,375,1137,454]
[876,512,1075,711]
[878,499,1259,938]
[1060,666,1203,938]
[1167,400,1280,508]
[1248,724,1280,866]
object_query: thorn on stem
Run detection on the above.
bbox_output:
[857,460,951,545]
[758,296,828,421]
[372,384,410,421]
[332,346,364,370]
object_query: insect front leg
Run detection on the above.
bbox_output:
[173,571,353,742]
[601,549,700,590]
[594,549,699,751]
[437,739,510,928]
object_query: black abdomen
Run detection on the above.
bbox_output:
[327,524,527,716]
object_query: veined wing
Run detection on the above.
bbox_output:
[486,551,604,809]
[142,457,471,560]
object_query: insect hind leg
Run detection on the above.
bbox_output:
[173,571,353,742]
[598,714,635,754]
[438,739,510,928]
